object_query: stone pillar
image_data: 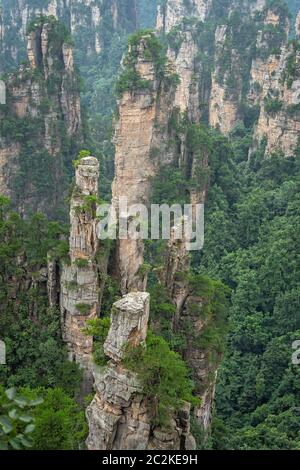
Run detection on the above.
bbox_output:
[112,36,157,295]
[60,157,100,394]
[86,291,196,450]
[86,292,150,450]
[296,10,300,39]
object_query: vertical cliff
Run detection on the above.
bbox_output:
[0,0,138,71]
[60,156,101,392]
[208,0,267,134]
[207,0,300,157]
[85,31,203,449]
[250,11,300,157]
[158,0,300,157]
[86,291,195,450]
[0,17,82,217]
[157,0,212,33]
[112,31,178,294]
[112,35,157,294]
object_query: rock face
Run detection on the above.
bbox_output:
[86,292,195,450]
[0,0,137,71]
[208,1,266,134]
[104,293,150,362]
[296,10,300,38]
[112,40,156,294]
[86,292,150,450]
[167,30,201,121]
[60,157,100,392]
[250,38,300,157]
[0,144,19,198]
[157,0,212,33]
[159,0,300,158]
[157,1,211,122]
[112,34,177,294]
[159,223,219,434]
[0,18,82,217]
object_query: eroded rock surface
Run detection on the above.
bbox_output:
[0,0,137,69]
[0,20,82,216]
[86,291,195,450]
[60,157,100,392]
[104,292,150,362]
[157,0,212,33]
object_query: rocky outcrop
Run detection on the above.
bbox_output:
[249,15,300,157]
[112,34,177,294]
[0,18,82,216]
[157,0,211,33]
[0,0,137,71]
[0,144,19,198]
[60,157,100,392]
[167,30,201,122]
[209,73,241,135]
[86,292,150,450]
[296,10,300,38]
[208,2,267,134]
[27,21,82,140]
[112,40,157,294]
[157,1,210,122]
[104,293,150,362]
[159,223,220,434]
[86,292,195,450]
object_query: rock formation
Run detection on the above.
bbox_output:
[296,10,300,38]
[86,292,195,450]
[61,0,300,448]
[157,0,211,33]
[249,15,300,157]
[0,0,137,71]
[112,33,177,294]
[159,0,300,158]
[60,156,100,393]
[2,0,300,452]
[0,18,82,216]
[112,37,157,294]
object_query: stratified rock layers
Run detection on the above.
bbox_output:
[112,35,176,294]
[0,0,137,69]
[60,157,100,391]
[86,292,195,450]
[157,0,212,33]
[0,19,82,215]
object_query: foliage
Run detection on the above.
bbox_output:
[0,387,43,450]
[0,387,87,450]
[264,97,283,114]
[116,30,179,96]
[74,258,90,268]
[188,275,230,354]
[0,198,82,394]
[200,141,300,449]
[83,317,111,366]
[124,331,199,427]
[73,149,92,168]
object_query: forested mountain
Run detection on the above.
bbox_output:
[0,0,299,451]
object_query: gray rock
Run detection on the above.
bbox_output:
[104,292,150,362]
